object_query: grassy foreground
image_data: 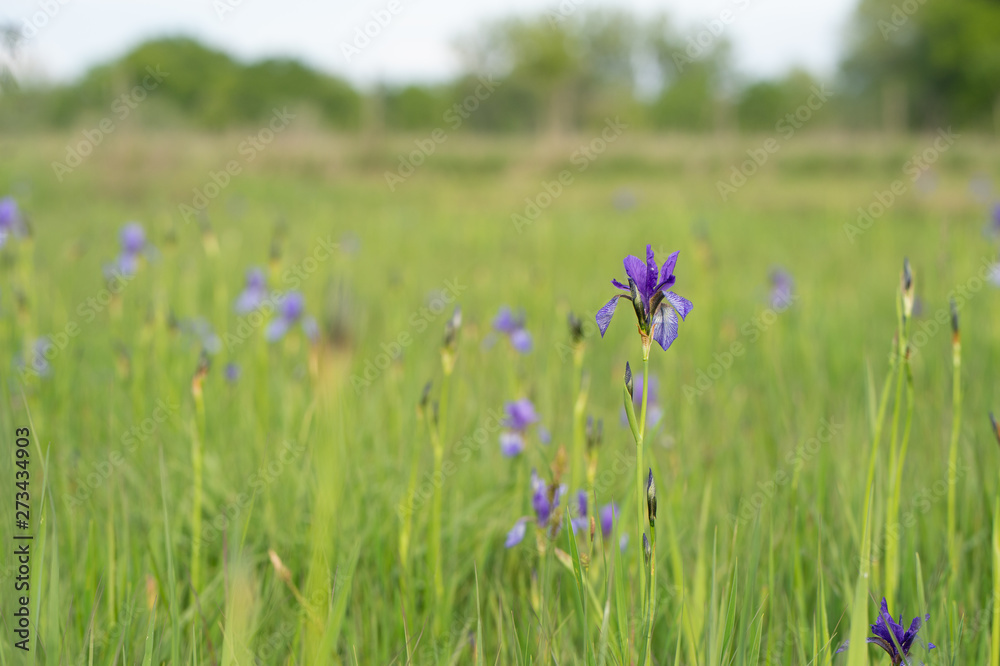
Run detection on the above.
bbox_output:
[0,129,999,664]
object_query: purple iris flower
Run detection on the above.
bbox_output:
[835,597,935,663]
[494,306,532,353]
[0,197,25,247]
[224,362,240,383]
[499,398,539,457]
[599,503,617,539]
[596,244,693,351]
[621,374,663,429]
[504,399,538,430]
[499,432,525,457]
[114,222,147,276]
[266,291,319,342]
[505,470,565,548]
[235,268,268,313]
[769,268,794,309]
[18,337,52,378]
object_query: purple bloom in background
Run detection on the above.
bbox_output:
[179,317,221,355]
[505,519,527,548]
[18,337,53,378]
[538,426,552,445]
[599,503,618,539]
[113,222,147,276]
[224,362,240,383]
[596,244,693,351]
[499,432,525,457]
[494,306,533,353]
[505,471,564,548]
[266,291,319,342]
[769,268,794,309]
[836,597,935,663]
[621,374,663,429]
[236,268,268,313]
[499,398,539,456]
[0,197,25,247]
[504,399,538,430]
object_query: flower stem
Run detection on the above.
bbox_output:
[645,525,657,664]
[636,352,650,614]
[947,330,962,590]
[430,366,452,635]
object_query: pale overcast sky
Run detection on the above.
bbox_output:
[4,0,857,86]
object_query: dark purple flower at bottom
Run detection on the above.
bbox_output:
[836,597,935,664]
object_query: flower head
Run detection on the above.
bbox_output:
[0,197,26,247]
[596,245,693,352]
[494,306,532,353]
[499,432,525,457]
[599,503,617,539]
[504,398,538,431]
[113,222,148,276]
[836,598,935,664]
[505,471,566,548]
[236,268,268,313]
[224,362,240,383]
[769,268,794,309]
[266,291,319,343]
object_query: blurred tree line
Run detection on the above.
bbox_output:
[1,0,998,133]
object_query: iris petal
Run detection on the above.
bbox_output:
[595,295,622,336]
[663,291,694,320]
[652,306,679,351]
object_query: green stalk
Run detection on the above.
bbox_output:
[645,524,657,663]
[992,495,1000,666]
[885,292,908,609]
[947,328,962,590]
[191,386,206,592]
[636,353,650,611]
[571,345,587,490]
[430,366,452,634]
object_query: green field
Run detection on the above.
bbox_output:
[1,129,999,664]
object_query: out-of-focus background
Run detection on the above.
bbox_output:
[2,1,1000,664]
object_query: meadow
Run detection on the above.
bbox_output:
[1,127,999,664]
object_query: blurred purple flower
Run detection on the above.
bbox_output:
[599,503,618,539]
[504,399,538,431]
[769,268,794,309]
[505,471,567,548]
[235,268,268,313]
[0,197,25,247]
[596,244,693,351]
[266,291,319,342]
[989,263,1000,288]
[224,362,240,383]
[538,426,552,445]
[494,306,532,353]
[113,222,148,276]
[499,432,525,457]
[621,374,663,429]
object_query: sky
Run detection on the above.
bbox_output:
[4,0,858,86]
